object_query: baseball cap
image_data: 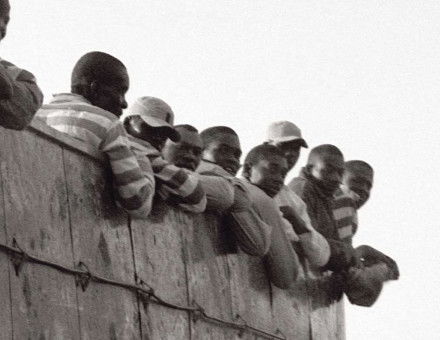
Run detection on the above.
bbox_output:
[266,121,308,147]
[121,96,180,142]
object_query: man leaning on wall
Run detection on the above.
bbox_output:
[36,51,155,219]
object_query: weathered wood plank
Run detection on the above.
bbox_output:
[190,320,248,340]
[228,251,274,333]
[307,271,343,340]
[131,202,190,338]
[183,213,238,339]
[63,150,140,340]
[0,128,80,339]
[182,213,234,321]
[0,128,12,339]
[272,265,311,340]
[141,303,190,340]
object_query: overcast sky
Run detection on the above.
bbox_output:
[4,1,440,339]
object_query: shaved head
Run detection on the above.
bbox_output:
[71,51,127,88]
[345,160,374,180]
[343,160,374,208]
[71,51,129,116]
[307,144,344,165]
[307,144,345,195]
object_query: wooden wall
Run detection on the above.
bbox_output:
[0,120,345,340]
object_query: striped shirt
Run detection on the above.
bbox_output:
[333,187,359,244]
[36,93,155,218]
[128,137,206,213]
[0,58,43,129]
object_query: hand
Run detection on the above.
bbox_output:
[0,65,13,99]
[279,205,308,234]
[356,245,399,280]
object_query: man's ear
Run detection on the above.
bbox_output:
[242,163,251,179]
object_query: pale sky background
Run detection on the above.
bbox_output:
[3,1,440,339]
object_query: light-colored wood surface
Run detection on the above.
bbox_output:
[0,124,345,340]
[0,128,80,339]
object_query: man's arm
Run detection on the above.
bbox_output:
[280,204,330,267]
[101,122,155,219]
[225,183,272,256]
[0,61,43,130]
[150,156,206,213]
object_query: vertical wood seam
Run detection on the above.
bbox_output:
[0,152,15,340]
[178,212,193,340]
[127,216,144,339]
[61,147,83,340]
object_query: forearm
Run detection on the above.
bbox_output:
[104,131,155,218]
[226,209,272,256]
[264,218,300,289]
[298,230,331,267]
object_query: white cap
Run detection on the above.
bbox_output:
[121,96,180,141]
[266,121,308,147]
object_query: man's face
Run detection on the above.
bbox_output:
[92,67,129,117]
[162,128,203,171]
[203,133,242,176]
[0,0,10,41]
[277,140,302,172]
[342,171,373,208]
[126,116,170,151]
[248,154,288,198]
[311,155,345,194]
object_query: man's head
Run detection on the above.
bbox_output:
[307,144,345,194]
[122,96,180,151]
[243,143,288,198]
[162,124,203,171]
[0,0,10,41]
[266,121,308,172]
[343,160,374,208]
[71,52,129,117]
[200,126,241,176]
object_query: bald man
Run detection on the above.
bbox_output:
[289,144,357,273]
[37,52,155,219]
[0,0,43,129]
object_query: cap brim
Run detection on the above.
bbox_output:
[138,116,181,142]
[270,136,308,148]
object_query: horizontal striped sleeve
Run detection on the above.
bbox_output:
[114,181,154,215]
[101,122,155,218]
[161,179,207,213]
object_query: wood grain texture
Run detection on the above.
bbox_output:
[182,213,234,322]
[272,265,311,340]
[0,128,80,339]
[0,128,12,339]
[132,201,191,338]
[228,251,274,333]
[63,150,140,340]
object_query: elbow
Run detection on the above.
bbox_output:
[0,108,34,130]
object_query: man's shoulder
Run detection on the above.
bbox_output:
[38,94,118,125]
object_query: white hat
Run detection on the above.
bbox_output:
[266,121,308,147]
[121,96,180,141]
